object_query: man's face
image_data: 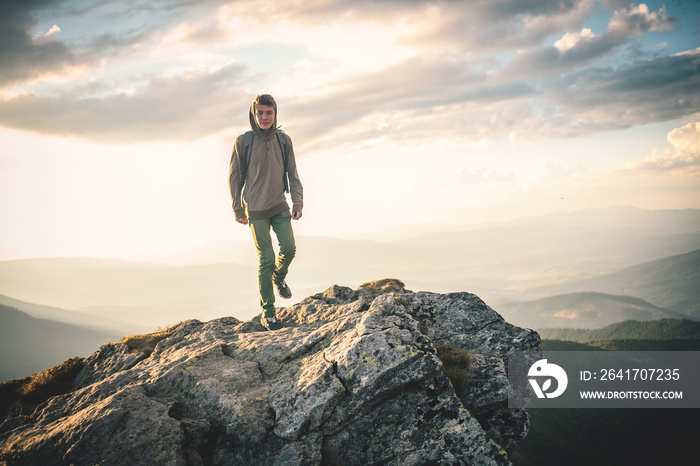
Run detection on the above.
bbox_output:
[255,104,275,130]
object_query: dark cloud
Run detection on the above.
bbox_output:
[288,46,700,149]
[0,63,252,142]
[0,0,227,86]
[0,0,80,85]
[311,0,584,20]
[556,50,700,118]
[503,4,676,77]
[483,0,580,19]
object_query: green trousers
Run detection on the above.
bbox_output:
[249,210,296,317]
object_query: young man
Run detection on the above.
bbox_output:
[228,94,303,331]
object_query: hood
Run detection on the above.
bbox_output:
[249,97,278,137]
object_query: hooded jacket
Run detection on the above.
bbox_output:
[228,100,303,221]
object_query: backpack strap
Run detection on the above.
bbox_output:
[240,130,254,186]
[275,130,290,193]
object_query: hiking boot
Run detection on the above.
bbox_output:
[274,280,292,299]
[261,314,283,331]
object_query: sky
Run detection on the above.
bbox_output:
[1,0,699,261]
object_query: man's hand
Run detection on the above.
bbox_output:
[236,217,248,225]
[292,211,302,220]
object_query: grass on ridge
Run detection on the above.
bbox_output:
[118,325,178,356]
[0,357,84,420]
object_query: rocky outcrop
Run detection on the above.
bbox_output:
[0,281,541,465]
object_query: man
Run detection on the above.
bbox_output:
[228,94,303,331]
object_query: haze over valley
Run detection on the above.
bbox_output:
[1,206,698,381]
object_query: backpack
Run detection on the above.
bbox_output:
[240,130,290,193]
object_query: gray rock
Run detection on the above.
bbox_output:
[0,282,541,465]
[73,342,144,389]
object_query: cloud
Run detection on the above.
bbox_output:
[0,63,252,142]
[280,54,538,150]
[0,0,82,85]
[608,3,675,36]
[0,0,233,87]
[0,0,698,149]
[289,45,699,149]
[627,118,700,175]
[4,42,695,148]
[504,3,675,76]
[398,0,593,53]
[546,48,700,129]
[33,24,61,44]
[555,28,595,52]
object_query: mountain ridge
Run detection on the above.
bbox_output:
[0,294,138,334]
[0,305,120,383]
[518,248,700,317]
[0,282,540,465]
[537,318,700,342]
[494,291,692,330]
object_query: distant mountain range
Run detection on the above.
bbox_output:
[0,294,140,335]
[0,206,698,380]
[514,248,700,318]
[495,292,692,330]
[0,259,261,330]
[0,305,121,382]
[538,318,700,342]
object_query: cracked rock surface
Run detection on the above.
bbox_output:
[0,283,541,465]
